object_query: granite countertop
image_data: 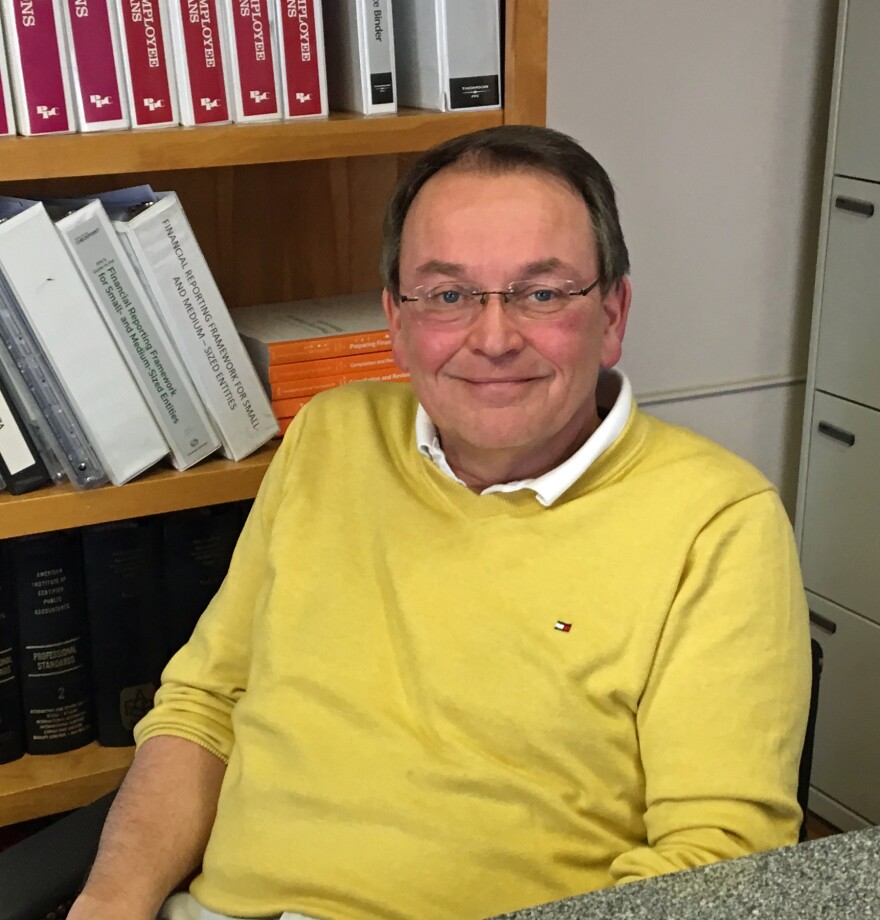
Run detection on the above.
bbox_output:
[490,826,880,919]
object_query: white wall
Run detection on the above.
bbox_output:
[546,0,838,513]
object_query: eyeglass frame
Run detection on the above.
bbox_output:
[395,277,602,323]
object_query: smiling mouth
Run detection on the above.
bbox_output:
[457,376,544,386]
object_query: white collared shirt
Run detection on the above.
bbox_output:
[415,369,633,507]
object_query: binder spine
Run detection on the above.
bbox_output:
[10,531,95,756]
[276,0,326,119]
[82,520,165,746]
[59,202,221,471]
[0,0,75,134]
[391,0,442,111]
[441,0,501,111]
[358,0,394,114]
[123,194,278,460]
[221,0,280,122]
[114,0,180,127]
[0,15,16,135]
[168,0,232,125]
[61,0,130,130]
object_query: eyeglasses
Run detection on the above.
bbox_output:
[397,277,601,326]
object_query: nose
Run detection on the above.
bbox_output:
[465,292,524,358]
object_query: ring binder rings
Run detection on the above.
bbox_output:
[0,273,108,489]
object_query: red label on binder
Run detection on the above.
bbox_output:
[118,0,175,125]
[11,0,70,134]
[65,0,124,123]
[0,69,11,135]
[177,0,229,123]
[230,0,278,117]
[278,0,321,117]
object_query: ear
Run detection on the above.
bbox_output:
[382,288,410,372]
[599,277,632,369]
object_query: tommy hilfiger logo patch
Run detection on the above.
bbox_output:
[554,621,572,633]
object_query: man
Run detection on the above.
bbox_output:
[71,125,810,920]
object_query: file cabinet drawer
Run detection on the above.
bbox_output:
[815,176,880,409]
[801,392,880,625]
[808,593,880,825]
[835,0,880,182]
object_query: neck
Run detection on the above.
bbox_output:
[441,408,601,493]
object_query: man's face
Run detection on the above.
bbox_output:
[383,167,630,476]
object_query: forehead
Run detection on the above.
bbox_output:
[399,167,597,277]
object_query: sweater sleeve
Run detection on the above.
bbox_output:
[133,422,301,761]
[610,489,811,885]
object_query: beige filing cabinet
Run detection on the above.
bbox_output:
[796,0,880,831]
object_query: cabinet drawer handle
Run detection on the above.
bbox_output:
[809,610,837,635]
[817,421,856,446]
[835,195,875,217]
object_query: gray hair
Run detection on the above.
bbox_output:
[380,124,630,296]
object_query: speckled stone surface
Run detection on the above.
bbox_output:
[489,827,880,919]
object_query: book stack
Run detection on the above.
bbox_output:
[233,291,407,433]
[0,186,277,496]
[0,0,504,135]
[0,500,249,763]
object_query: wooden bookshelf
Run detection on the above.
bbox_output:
[0,443,276,540]
[0,744,134,826]
[0,0,549,827]
[0,109,504,181]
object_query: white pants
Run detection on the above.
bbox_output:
[160,892,317,920]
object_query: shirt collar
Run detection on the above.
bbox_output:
[415,369,633,506]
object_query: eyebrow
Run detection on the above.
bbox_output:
[414,259,467,278]
[414,257,572,279]
[519,258,566,277]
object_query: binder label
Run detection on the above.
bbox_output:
[118,0,174,124]
[177,0,230,123]
[364,0,392,106]
[449,74,499,110]
[65,0,125,123]
[0,387,35,475]
[279,0,321,116]
[369,70,391,106]
[230,0,278,117]
[10,0,71,133]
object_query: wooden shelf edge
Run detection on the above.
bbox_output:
[0,109,505,181]
[0,743,133,826]
[0,442,278,539]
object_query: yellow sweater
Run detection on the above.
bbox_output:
[135,382,810,920]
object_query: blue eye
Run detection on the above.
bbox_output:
[532,289,555,303]
[440,289,462,304]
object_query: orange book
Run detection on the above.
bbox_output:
[267,350,398,384]
[234,292,390,368]
[270,368,410,404]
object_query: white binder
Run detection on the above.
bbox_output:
[116,193,279,461]
[58,201,221,471]
[322,0,396,115]
[393,0,501,112]
[0,205,169,485]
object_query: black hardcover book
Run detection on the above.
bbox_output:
[6,531,94,755]
[0,545,25,764]
[0,369,49,495]
[162,503,244,658]
[81,518,165,747]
